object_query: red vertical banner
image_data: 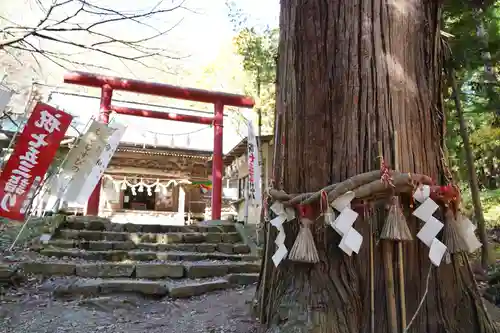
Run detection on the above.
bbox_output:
[0,102,73,221]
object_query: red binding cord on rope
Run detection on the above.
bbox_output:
[299,204,314,220]
[320,190,328,213]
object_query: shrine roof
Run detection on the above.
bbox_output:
[206,134,273,168]
[116,142,212,159]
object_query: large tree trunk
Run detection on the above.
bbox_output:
[258,1,497,332]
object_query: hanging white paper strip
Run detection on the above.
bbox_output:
[413,184,431,203]
[429,238,447,266]
[457,214,482,253]
[416,216,443,247]
[412,186,447,266]
[270,201,295,266]
[329,191,362,256]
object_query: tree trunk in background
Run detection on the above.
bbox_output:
[449,68,492,268]
[258,1,497,332]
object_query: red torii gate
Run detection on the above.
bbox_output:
[63,71,255,220]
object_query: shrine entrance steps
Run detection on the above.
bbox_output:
[4,216,261,299]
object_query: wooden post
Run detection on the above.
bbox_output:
[369,205,375,333]
[379,141,398,333]
[394,131,407,331]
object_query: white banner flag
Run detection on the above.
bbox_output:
[58,120,113,201]
[0,87,13,113]
[247,120,261,204]
[74,121,127,204]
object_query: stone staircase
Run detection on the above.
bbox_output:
[2,216,261,299]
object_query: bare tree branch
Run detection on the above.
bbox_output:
[0,0,190,72]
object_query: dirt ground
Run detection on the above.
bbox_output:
[0,283,260,333]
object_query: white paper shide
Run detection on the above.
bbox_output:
[328,191,363,256]
[413,185,446,266]
[269,201,295,266]
[458,214,482,253]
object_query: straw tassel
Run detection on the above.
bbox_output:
[321,190,335,226]
[443,209,468,253]
[380,196,413,241]
[288,205,320,263]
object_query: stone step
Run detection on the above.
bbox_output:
[62,218,237,234]
[55,229,242,244]
[50,274,258,299]
[42,240,251,254]
[38,248,259,262]
[18,261,260,279]
[226,273,260,285]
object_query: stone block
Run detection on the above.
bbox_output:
[0,264,17,279]
[161,253,207,261]
[64,220,87,230]
[176,244,199,252]
[137,243,158,251]
[140,233,183,244]
[102,232,128,242]
[228,263,261,274]
[86,220,107,231]
[21,262,75,276]
[78,230,102,241]
[99,280,168,296]
[83,250,128,262]
[233,244,251,254]
[219,224,237,233]
[124,223,141,233]
[141,225,163,233]
[135,263,184,279]
[240,255,260,262]
[160,225,185,233]
[227,273,259,285]
[182,233,206,243]
[206,253,241,261]
[185,264,229,278]
[128,251,157,261]
[222,233,241,244]
[196,244,216,253]
[217,244,234,254]
[75,264,135,278]
[40,249,81,259]
[204,233,222,243]
[87,241,113,251]
[168,279,229,298]
[58,229,80,240]
[53,281,101,298]
[105,223,124,232]
[45,240,75,249]
[113,241,136,250]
